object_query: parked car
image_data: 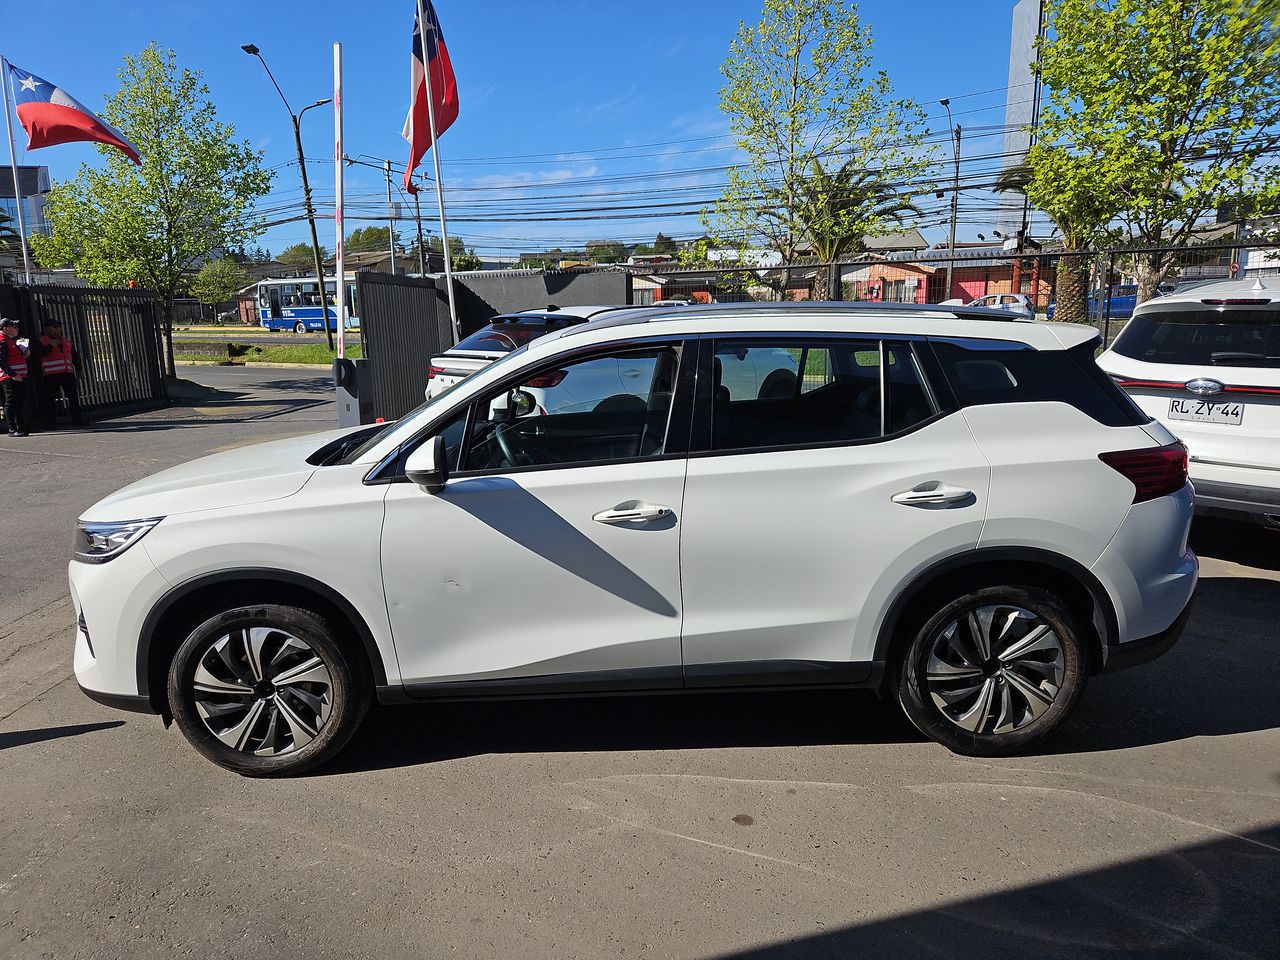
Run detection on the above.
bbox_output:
[425,306,635,400]
[964,293,1036,320]
[1046,283,1177,321]
[73,302,1197,776]
[1097,277,1280,525]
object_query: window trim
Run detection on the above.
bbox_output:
[367,336,696,484]
[690,333,953,460]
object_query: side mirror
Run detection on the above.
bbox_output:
[510,389,537,418]
[405,435,449,493]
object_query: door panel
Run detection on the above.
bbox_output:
[679,416,990,673]
[380,461,686,685]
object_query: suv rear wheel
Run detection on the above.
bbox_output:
[167,604,370,777]
[894,585,1086,756]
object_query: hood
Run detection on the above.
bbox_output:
[81,426,361,523]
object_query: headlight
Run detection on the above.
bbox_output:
[73,518,164,564]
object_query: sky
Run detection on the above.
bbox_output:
[4,0,1029,259]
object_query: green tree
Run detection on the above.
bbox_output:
[1037,0,1280,302]
[278,241,327,267]
[413,234,483,271]
[587,241,628,263]
[798,161,921,262]
[189,257,250,308]
[345,226,401,254]
[30,45,272,375]
[996,151,1121,325]
[711,0,931,263]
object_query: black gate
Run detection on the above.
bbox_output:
[357,272,455,420]
[0,284,167,415]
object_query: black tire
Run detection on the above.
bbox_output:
[293,322,307,335]
[167,604,370,777]
[893,585,1086,756]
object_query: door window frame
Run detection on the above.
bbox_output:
[688,332,955,458]
[366,335,697,484]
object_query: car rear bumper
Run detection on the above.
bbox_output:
[1192,476,1280,518]
[1100,592,1195,674]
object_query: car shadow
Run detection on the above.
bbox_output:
[1190,516,1280,571]
[709,827,1280,960]
[320,688,921,776]
[1048,572,1280,754]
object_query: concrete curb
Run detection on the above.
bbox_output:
[173,360,336,370]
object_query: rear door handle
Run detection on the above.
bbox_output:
[892,483,974,507]
[593,503,672,525]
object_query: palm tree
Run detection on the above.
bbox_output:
[994,149,1119,326]
[796,160,923,263]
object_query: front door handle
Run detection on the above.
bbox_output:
[593,503,672,525]
[892,482,974,507]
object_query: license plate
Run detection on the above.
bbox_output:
[1169,398,1244,425]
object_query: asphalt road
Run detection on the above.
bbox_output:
[1,366,1277,960]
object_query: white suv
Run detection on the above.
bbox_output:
[1098,278,1280,525]
[72,303,1197,776]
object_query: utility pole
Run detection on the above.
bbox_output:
[414,193,427,276]
[385,160,397,275]
[242,44,334,350]
[941,99,961,300]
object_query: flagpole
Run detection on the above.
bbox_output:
[417,7,460,340]
[1,56,34,284]
[333,42,346,360]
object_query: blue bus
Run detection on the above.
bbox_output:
[256,276,360,333]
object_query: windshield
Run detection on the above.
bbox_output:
[1111,309,1280,367]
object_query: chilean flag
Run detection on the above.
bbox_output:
[7,63,141,165]
[402,0,459,194]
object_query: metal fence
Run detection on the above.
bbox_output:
[357,272,455,420]
[0,283,167,414]
[623,240,1279,347]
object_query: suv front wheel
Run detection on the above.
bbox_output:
[167,604,370,776]
[894,585,1086,756]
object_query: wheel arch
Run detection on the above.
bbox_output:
[138,568,389,714]
[872,547,1119,679]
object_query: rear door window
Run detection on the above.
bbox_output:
[707,339,939,453]
[1110,309,1280,367]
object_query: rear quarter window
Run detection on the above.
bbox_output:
[931,340,1149,427]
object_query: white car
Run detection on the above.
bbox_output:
[425,306,634,400]
[73,303,1197,776]
[1098,277,1280,526]
[964,293,1036,320]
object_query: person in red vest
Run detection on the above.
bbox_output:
[33,318,85,429]
[0,317,30,437]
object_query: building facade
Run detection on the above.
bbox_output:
[0,165,51,236]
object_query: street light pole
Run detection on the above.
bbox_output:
[940,99,961,301]
[242,44,335,350]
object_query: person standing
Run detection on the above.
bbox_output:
[0,317,30,437]
[34,319,85,429]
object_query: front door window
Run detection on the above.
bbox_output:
[460,346,680,471]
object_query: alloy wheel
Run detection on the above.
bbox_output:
[192,627,333,757]
[924,604,1065,735]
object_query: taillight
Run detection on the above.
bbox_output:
[524,369,567,389]
[426,365,445,381]
[1099,442,1188,503]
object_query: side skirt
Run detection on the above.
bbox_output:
[378,661,884,705]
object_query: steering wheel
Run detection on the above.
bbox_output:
[493,421,536,467]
